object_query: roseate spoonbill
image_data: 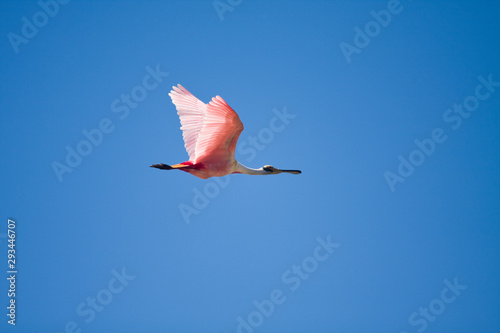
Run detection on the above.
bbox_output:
[151,84,301,179]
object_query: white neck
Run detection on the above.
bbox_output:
[235,162,268,175]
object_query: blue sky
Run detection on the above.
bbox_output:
[1,0,499,332]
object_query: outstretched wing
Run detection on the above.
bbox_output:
[194,95,243,164]
[169,84,243,164]
[169,84,207,161]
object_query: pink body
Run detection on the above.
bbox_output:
[156,84,301,178]
[168,85,244,179]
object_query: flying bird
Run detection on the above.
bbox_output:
[151,84,301,179]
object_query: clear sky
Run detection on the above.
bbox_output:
[1,0,499,332]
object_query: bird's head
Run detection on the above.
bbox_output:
[262,165,301,175]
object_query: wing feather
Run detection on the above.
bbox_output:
[194,95,243,164]
[169,85,243,164]
[168,84,206,161]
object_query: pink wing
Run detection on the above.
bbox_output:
[169,84,243,164]
[168,85,206,161]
